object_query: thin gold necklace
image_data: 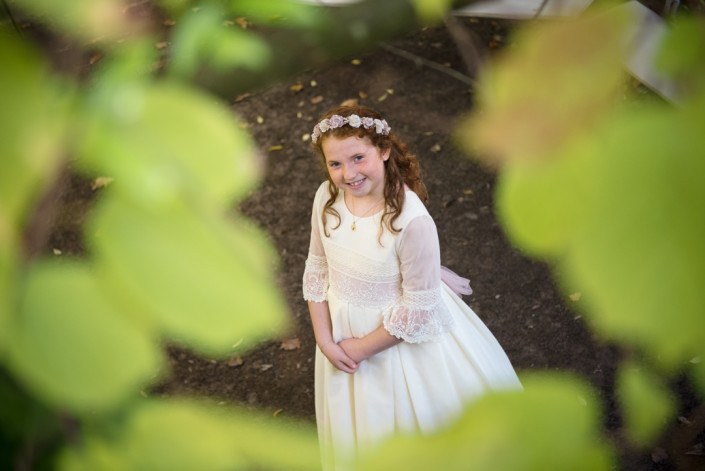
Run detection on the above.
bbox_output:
[350,196,384,231]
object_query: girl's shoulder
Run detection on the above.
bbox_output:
[398,189,431,226]
[313,181,334,208]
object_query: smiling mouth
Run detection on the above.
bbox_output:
[347,178,366,189]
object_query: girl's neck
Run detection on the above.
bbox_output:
[345,191,385,217]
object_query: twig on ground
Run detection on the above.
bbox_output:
[380,43,476,87]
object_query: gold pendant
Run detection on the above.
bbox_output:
[351,222,356,231]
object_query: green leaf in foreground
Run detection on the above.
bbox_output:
[78,82,259,210]
[359,374,613,471]
[7,261,162,414]
[0,30,67,233]
[88,195,288,355]
[618,361,676,447]
[169,5,271,78]
[563,99,705,368]
[60,399,319,470]
[458,8,626,164]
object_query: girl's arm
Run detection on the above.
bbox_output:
[338,326,402,363]
[309,300,359,374]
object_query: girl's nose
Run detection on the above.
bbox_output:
[343,164,356,180]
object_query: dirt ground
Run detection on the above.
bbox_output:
[42,12,702,471]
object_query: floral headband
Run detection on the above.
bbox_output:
[311,114,391,143]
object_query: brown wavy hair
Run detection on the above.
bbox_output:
[311,104,428,240]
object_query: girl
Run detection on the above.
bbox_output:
[303,105,521,469]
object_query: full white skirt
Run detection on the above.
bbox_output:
[315,283,521,469]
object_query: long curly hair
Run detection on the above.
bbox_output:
[311,104,428,240]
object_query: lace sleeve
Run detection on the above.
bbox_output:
[383,215,454,343]
[303,254,328,302]
[302,184,329,302]
[383,287,453,343]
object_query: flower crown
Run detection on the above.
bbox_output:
[311,114,391,144]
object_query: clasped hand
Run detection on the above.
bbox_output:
[320,338,369,374]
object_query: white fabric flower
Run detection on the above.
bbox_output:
[329,115,344,128]
[348,114,362,128]
[319,119,330,132]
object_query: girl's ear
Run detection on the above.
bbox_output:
[382,147,391,162]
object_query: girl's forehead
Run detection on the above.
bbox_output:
[322,135,374,157]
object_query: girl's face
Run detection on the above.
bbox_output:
[322,135,390,201]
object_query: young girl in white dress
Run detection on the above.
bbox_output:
[303,105,521,469]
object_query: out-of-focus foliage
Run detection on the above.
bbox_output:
[360,374,613,471]
[4,0,704,468]
[59,399,320,470]
[458,0,705,455]
[2,0,332,467]
[618,362,676,446]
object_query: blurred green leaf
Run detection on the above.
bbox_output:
[59,436,128,471]
[88,38,160,91]
[13,0,136,42]
[691,357,705,397]
[154,0,194,17]
[563,99,705,368]
[359,374,613,471]
[170,5,271,78]
[0,30,67,234]
[496,141,597,257]
[78,82,259,209]
[229,0,324,29]
[88,195,288,355]
[411,0,453,24]
[459,8,627,164]
[618,362,675,446]
[0,256,15,355]
[657,17,705,95]
[104,399,318,470]
[7,261,162,414]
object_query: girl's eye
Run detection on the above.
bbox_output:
[328,162,340,168]
[354,155,364,162]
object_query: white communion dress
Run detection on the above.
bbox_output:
[303,182,522,469]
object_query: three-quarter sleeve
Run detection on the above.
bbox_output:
[302,187,329,302]
[383,215,454,343]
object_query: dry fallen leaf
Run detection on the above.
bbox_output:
[227,356,243,367]
[155,41,168,50]
[351,59,361,65]
[358,91,368,99]
[340,98,358,107]
[569,292,582,302]
[258,363,273,372]
[53,248,62,255]
[163,19,176,26]
[234,93,251,103]
[92,176,114,190]
[310,80,318,87]
[280,338,301,350]
[290,83,304,93]
[310,95,324,104]
[269,145,284,151]
[430,144,442,153]
[256,116,264,124]
[377,93,388,102]
[235,17,249,29]
[273,408,283,417]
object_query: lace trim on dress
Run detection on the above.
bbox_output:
[383,286,454,343]
[303,253,328,302]
[329,267,401,309]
